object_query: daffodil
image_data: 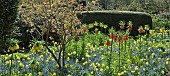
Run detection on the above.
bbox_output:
[26,65,29,69]
[82,57,85,60]
[121,71,125,75]
[138,72,141,75]
[143,68,146,71]
[38,72,42,76]
[131,70,135,73]
[118,72,121,76]
[106,66,109,69]
[76,59,79,63]
[67,74,71,76]
[146,61,149,65]
[52,73,56,76]
[152,53,155,58]
[85,53,91,58]
[97,63,100,67]
[166,61,169,65]
[149,30,155,36]
[160,28,166,33]
[100,68,103,72]
[56,64,59,68]
[5,61,10,65]
[90,71,94,75]
[161,70,165,75]
[73,51,76,55]
[158,58,161,62]
[135,66,138,70]
[70,65,73,68]
[28,73,32,76]
[19,62,24,68]
[83,61,88,65]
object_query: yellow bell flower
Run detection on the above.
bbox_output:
[8,39,20,51]
[8,44,19,51]
[31,44,43,52]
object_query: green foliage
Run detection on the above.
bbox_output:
[66,32,108,59]
[96,0,170,14]
[152,17,170,29]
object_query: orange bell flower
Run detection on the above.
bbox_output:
[123,36,128,41]
[117,36,122,42]
[110,34,117,40]
[120,26,125,29]
[138,29,145,33]
[104,40,110,46]
[128,25,132,30]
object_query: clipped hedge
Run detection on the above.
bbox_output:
[0,0,19,52]
[77,10,152,36]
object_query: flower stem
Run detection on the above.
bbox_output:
[118,42,121,72]
[32,67,34,76]
[109,39,113,71]
[10,51,13,76]
[124,40,126,58]
[129,38,131,59]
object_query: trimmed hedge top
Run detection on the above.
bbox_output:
[77,10,152,36]
[80,10,151,16]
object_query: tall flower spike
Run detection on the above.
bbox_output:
[138,26,145,34]
[127,21,133,30]
[119,21,125,29]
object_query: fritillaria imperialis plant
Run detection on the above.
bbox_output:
[8,38,20,75]
[119,21,125,30]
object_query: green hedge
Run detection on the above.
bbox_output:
[0,0,19,52]
[77,10,152,36]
